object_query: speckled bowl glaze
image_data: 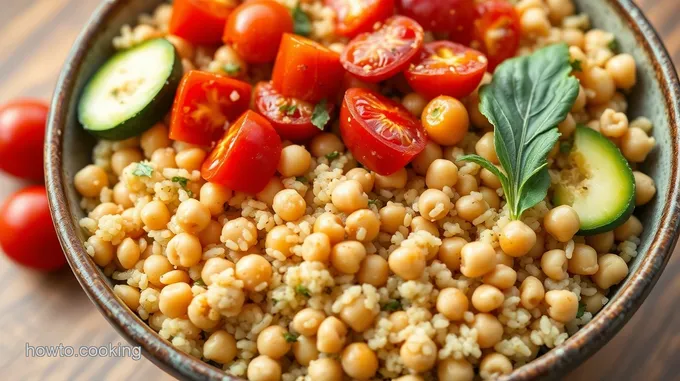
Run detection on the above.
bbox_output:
[45,0,680,380]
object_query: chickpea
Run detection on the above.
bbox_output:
[528,232,546,258]
[301,232,332,262]
[203,330,237,364]
[479,353,513,378]
[247,355,281,381]
[460,241,496,278]
[480,168,502,189]
[634,171,656,206]
[571,85,587,113]
[214,44,247,75]
[400,335,437,372]
[470,313,504,348]
[476,132,499,164]
[425,159,458,190]
[521,7,551,37]
[357,255,389,287]
[614,215,643,241]
[199,183,232,216]
[236,254,272,290]
[436,287,469,321]
[471,284,505,312]
[278,145,312,177]
[545,289,579,323]
[187,293,219,330]
[111,148,143,176]
[418,189,452,221]
[198,220,222,246]
[559,113,577,138]
[158,282,193,318]
[293,335,319,366]
[116,237,140,269]
[412,141,443,175]
[389,246,426,280]
[483,264,518,290]
[308,358,343,381]
[455,194,489,222]
[310,133,345,158]
[593,254,629,289]
[75,165,109,198]
[150,147,176,170]
[272,189,307,222]
[411,216,439,236]
[160,269,191,285]
[402,92,428,117]
[173,148,206,172]
[339,296,377,332]
[438,358,474,381]
[582,292,607,314]
[606,53,637,89]
[140,123,170,157]
[221,217,258,250]
[544,205,580,242]
[389,311,409,332]
[422,96,469,146]
[176,199,211,234]
[582,66,616,105]
[256,325,291,359]
[499,221,537,258]
[141,200,171,230]
[479,186,501,210]
[374,167,408,189]
[621,127,655,163]
[292,308,326,337]
[200,257,235,286]
[345,209,380,241]
[346,168,375,193]
[166,233,202,267]
[541,249,568,281]
[379,204,407,234]
[568,244,599,275]
[331,241,366,274]
[112,182,133,209]
[600,109,629,138]
[316,317,347,354]
[256,177,285,206]
[87,236,115,267]
[143,254,173,287]
[438,237,467,271]
[314,212,345,243]
[263,226,295,258]
[520,276,545,309]
[331,180,368,213]
[586,231,614,254]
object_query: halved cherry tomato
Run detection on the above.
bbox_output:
[223,0,294,63]
[340,88,427,175]
[341,16,424,83]
[326,0,395,38]
[473,0,520,70]
[405,41,487,99]
[202,111,282,194]
[272,34,345,103]
[169,0,235,45]
[254,82,333,142]
[169,70,252,146]
[0,99,48,182]
[397,0,476,41]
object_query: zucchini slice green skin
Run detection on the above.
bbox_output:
[553,126,636,235]
[78,38,182,140]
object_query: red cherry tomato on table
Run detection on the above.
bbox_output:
[326,0,395,38]
[340,88,427,175]
[0,186,65,271]
[272,34,345,103]
[473,0,520,70]
[169,0,234,45]
[223,0,294,63]
[254,82,333,142]
[397,0,476,41]
[202,111,282,194]
[0,99,48,182]
[405,41,488,100]
[169,70,252,146]
[341,16,424,83]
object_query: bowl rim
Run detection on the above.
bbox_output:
[45,0,680,380]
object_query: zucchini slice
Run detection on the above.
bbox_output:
[553,126,635,235]
[78,38,182,140]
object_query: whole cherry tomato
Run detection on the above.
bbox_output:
[341,16,424,83]
[405,41,487,99]
[169,0,235,44]
[0,99,48,182]
[0,186,65,271]
[340,88,427,175]
[397,0,476,42]
[326,0,395,38]
[169,70,252,146]
[202,111,282,194]
[223,0,294,63]
[473,0,520,70]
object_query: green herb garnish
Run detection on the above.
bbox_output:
[279,104,298,116]
[223,63,241,75]
[295,285,311,298]
[368,199,379,206]
[459,44,579,220]
[576,302,586,318]
[296,176,308,183]
[132,162,154,177]
[559,141,572,153]
[325,151,339,161]
[283,332,299,343]
[382,300,402,312]
[194,279,206,287]
[430,107,443,120]
[570,59,583,72]
[608,38,620,53]
[172,176,189,189]
[311,99,331,130]
[291,3,312,37]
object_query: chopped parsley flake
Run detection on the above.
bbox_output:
[223,63,241,75]
[194,279,206,287]
[368,199,378,206]
[430,107,443,120]
[279,104,298,116]
[291,3,312,37]
[172,176,189,189]
[382,300,402,312]
[608,38,620,53]
[283,332,299,343]
[576,302,586,318]
[325,151,340,161]
[132,162,153,177]
[295,176,308,183]
[570,59,583,72]
[295,285,311,298]
[311,99,331,130]
[560,141,573,153]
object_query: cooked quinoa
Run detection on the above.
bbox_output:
[74,0,657,380]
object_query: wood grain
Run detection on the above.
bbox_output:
[0,0,676,380]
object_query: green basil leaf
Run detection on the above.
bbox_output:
[311,99,330,130]
[292,4,312,37]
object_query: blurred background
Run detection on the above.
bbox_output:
[0,0,678,380]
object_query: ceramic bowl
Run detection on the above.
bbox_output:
[45,0,680,379]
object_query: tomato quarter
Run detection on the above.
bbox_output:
[341,16,424,83]
[473,0,520,70]
[202,110,282,193]
[0,186,65,271]
[340,88,427,175]
[0,99,48,182]
[169,70,252,146]
[326,0,395,38]
[255,82,333,142]
[169,0,235,44]
[405,41,488,99]
[223,0,294,63]
[397,0,475,41]
[272,34,345,103]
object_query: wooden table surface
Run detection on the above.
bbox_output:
[0,1,677,380]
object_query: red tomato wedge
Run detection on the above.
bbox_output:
[202,111,282,194]
[272,34,345,103]
[341,16,424,83]
[397,0,476,41]
[405,41,488,99]
[169,0,235,45]
[340,88,427,175]
[326,0,395,38]
[254,82,333,142]
[473,0,520,71]
[169,71,252,146]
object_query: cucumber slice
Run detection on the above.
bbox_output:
[553,126,635,235]
[78,38,182,140]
